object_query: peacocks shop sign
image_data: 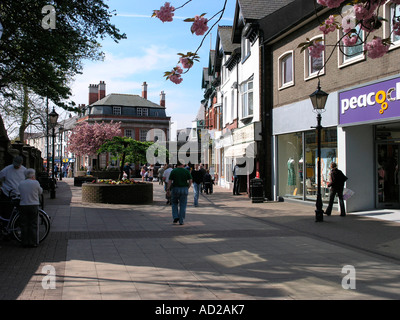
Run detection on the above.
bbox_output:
[339,76,400,125]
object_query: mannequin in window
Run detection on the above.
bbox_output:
[287,157,296,194]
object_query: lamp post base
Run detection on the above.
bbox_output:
[315,194,324,222]
[315,209,324,222]
[50,178,56,199]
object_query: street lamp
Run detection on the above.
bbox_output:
[49,107,59,199]
[309,82,329,222]
[59,125,64,181]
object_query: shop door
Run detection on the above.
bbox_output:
[377,143,400,208]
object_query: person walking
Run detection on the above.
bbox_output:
[167,162,192,225]
[18,169,43,248]
[325,162,348,217]
[0,156,26,218]
[123,162,132,179]
[233,163,240,195]
[163,164,173,204]
[191,165,203,206]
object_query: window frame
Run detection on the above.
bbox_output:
[384,2,400,50]
[304,35,325,81]
[139,129,148,142]
[278,50,294,90]
[241,79,253,119]
[112,106,121,115]
[338,24,365,68]
[124,129,133,138]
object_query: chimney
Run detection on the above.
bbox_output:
[88,84,98,105]
[142,82,148,99]
[98,81,106,101]
[160,91,165,107]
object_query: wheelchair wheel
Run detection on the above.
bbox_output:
[11,209,51,243]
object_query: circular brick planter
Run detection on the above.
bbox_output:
[82,183,153,204]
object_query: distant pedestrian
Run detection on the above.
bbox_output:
[167,162,192,225]
[18,169,43,248]
[191,165,203,206]
[203,170,213,194]
[123,162,132,179]
[233,164,240,195]
[140,166,146,182]
[325,162,348,217]
[158,164,166,185]
[163,164,173,204]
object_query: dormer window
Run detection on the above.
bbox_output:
[112,106,121,115]
[137,108,148,116]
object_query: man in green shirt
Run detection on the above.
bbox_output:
[167,163,192,225]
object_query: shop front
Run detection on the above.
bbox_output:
[273,93,338,203]
[339,74,400,211]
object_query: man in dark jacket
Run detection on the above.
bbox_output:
[325,162,348,216]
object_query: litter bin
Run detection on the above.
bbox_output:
[250,178,264,203]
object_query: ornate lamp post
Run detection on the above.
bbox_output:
[59,125,64,181]
[309,82,329,222]
[49,107,59,199]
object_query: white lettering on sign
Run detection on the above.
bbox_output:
[341,82,400,115]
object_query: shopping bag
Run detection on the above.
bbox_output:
[343,188,355,200]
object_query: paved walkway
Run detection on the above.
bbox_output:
[1,178,400,300]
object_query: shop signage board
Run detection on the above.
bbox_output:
[339,76,400,125]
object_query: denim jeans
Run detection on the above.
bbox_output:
[171,187,189,224]
[193,182,200,206]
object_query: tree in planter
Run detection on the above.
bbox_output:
[67,121,121,170]
[98,136,169,180]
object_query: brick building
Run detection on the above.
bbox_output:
[77,81,170,170]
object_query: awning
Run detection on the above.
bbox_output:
[224,142,256,158]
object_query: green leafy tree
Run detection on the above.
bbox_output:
[0,0,126,139]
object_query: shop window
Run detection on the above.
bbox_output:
[278,51,294,89]
[304,36,325,80]
[277,132,303,199]
[277,128,337,202]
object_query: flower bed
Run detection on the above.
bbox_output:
[81,180,153,204]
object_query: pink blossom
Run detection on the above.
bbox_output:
[319,15,337,34]
[317,0,345,8]
[156,2,175,23]
[191,15,209,36]
[393,21,400,36]
[342,34,359,46]
[365,37,389,59]
[308,41,325,58]
[354,3,378,21]
[180,57,193,69]
[68,121,122,156]
[168,66,183,84]
[169,74,183,84]
[341,14,356,33]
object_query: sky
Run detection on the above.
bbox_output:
[64,0,236,130]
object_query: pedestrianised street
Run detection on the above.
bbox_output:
[1,178,400,302]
